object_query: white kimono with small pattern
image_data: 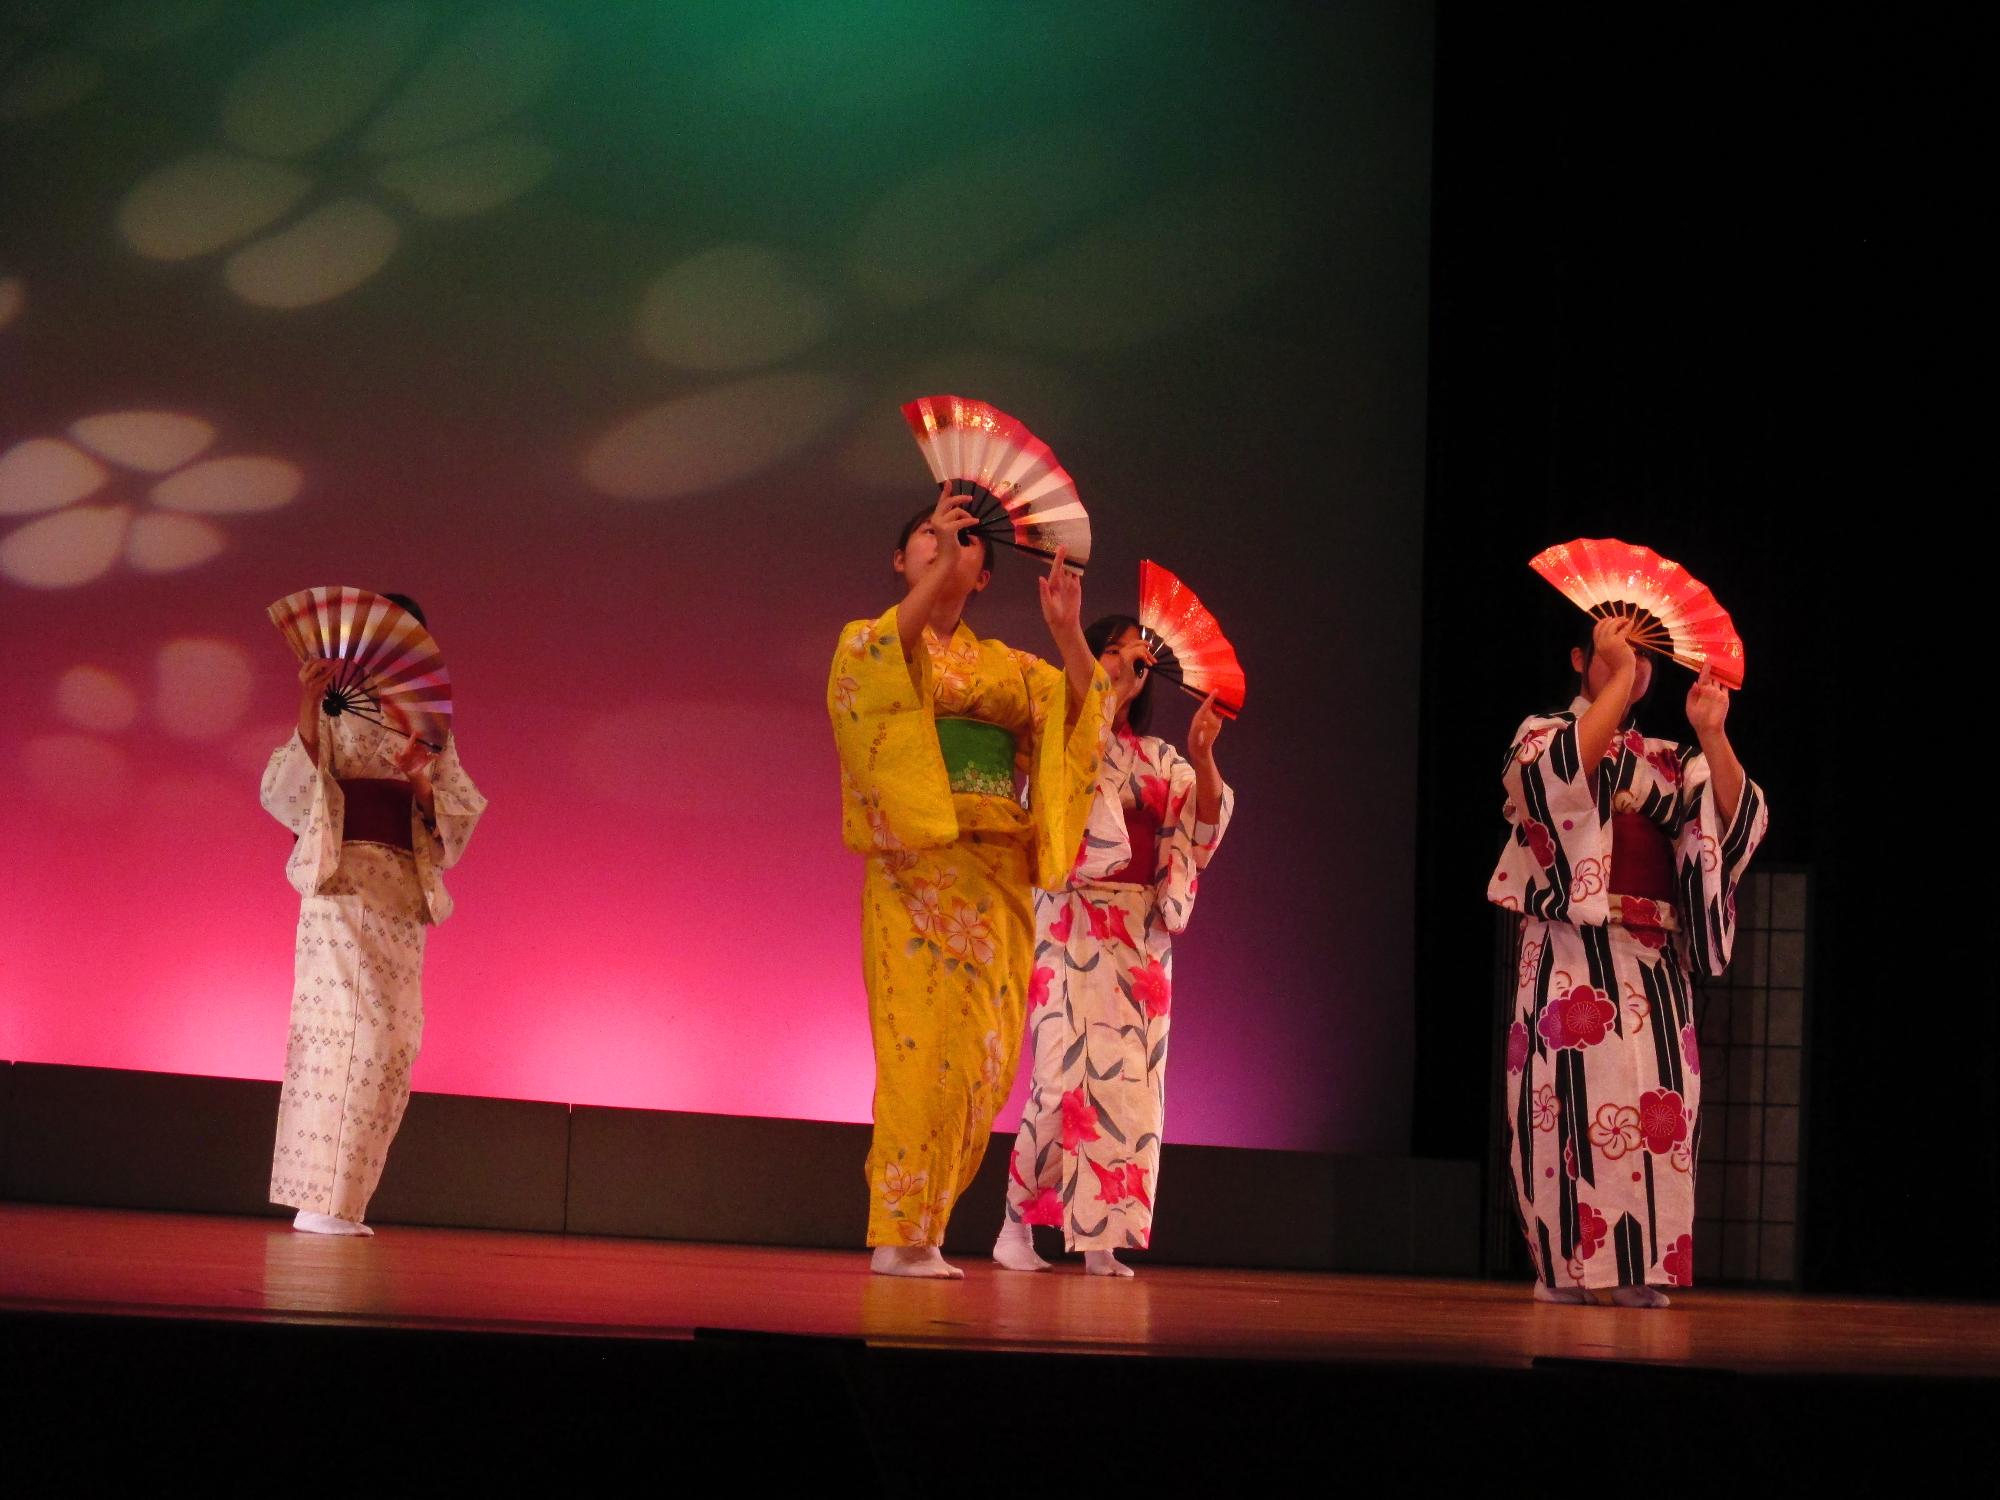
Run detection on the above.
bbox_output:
[260,713,485,1221]
[1003,725,1233,1251]
[1490,696,1765,1291]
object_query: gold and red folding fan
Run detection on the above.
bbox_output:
[901,394,1091,572]
[1529,538,1745,688]
[267,586,453,749]
[1138,560,1246,718]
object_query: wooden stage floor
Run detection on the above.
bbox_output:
[2,1203,1994,1379]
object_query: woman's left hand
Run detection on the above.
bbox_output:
[1038,545,1082,635]
[1187,693,1225,765]
[1686,667,1730,739]
[394,736,438,780]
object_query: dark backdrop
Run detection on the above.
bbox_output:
[1417,7,1988,1295]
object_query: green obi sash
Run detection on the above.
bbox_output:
[936,717,1017,799]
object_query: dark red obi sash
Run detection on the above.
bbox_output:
[1610,812,1674,901]
[1102,805,1159,886]
[338,777,414,850]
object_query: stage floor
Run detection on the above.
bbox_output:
[2,1203,1993,1378]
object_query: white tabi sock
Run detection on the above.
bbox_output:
[1531,1282,1587,1304]
[1084,1250,1134,1278]
[1609,1285,1671,1309]
[870,1245,964,1279]
[293,1210,373,1237]
[992,1221,1052,1272]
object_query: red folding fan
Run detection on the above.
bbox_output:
[268,586,453,749]
[1529,538,1745,688]
[1138,560,1246,718]
[902,394,1091,571]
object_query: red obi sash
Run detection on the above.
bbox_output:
[1610,812,1674,901]
[1102,805,1159,886]
[338,778,414,850]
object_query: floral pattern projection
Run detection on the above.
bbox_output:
[829,609,1109,1248]
[1490,700,1766,1291]
[115,5,563,310]
[1004,726,1234,1251]
[260,712,485,1222]
[0,411,301,588]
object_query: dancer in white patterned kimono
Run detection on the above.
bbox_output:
[1490,615,1765,1306]
[260,594,485,1236]
[995,614,1233,1276]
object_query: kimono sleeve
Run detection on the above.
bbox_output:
[410,733,486,924]
[260,729,342,900]
[828,609,956,856]
[1487,712,1610,925]
[1673,752,1769,977]
[1151,740,1235,935]
[1017,651,1112,891]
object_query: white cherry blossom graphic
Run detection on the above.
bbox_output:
[116,3,563,309]
[0,409,302,588]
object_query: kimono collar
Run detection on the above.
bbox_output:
[921,619,978,654]
[1569,695,1593,716]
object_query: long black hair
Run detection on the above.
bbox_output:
[1087,613,1154,735]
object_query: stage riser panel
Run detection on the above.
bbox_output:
[0,1063,1479,1273]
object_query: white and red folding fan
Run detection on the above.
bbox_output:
[1529,538,1745,688]
[901,394,1091,572]
[267,586,453,749]
[1138,560,1246,718]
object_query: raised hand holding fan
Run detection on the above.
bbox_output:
[267,586,453,750]
[1528,538,1745,689]
[901,394,1091,572]
[1137,560,1247,719]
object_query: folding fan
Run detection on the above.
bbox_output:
[267,586,453,749]
[901,394,1091,572]
[1528,538,1745,688]
[1137,560,1246,719]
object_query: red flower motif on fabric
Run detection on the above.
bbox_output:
[1008,1149,1029,1191]
[1531,1084,1559,1132]
[1576,1202,1608,1259]
[1537,986,1616,1049]
[1515,728,1550,765]
[1615,728,1646,761]
[1047,898,1075,946]
[1167,785,1191,824]
[1562,1139,1578,1180]
[1028,966,1055,1009]
[1524,819,1557,870]
[1103,903,1138,949]
[1638,1089,1688,1155]
[1020,1187,1064,1227]
[1506,1021,1530,1075]
[1647,747,1683,785]
[1589,1103,1642,1160]
[1681,1024,1701,1076]
[1084,901,1111,942]
[1136,774,1170,821]
[1060,1088,1100,1152]
[1131,957,1172,1017]
[1089,1158,1130,1205]
[1619,895,1670,950]
[1663,1233,1695,1287]
[1569,857,1605,902]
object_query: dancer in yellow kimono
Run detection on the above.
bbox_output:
[830,493,1110,1278]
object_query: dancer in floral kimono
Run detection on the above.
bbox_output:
[829,494,1110,1278]
[260,596,485,1236]
[1491,615,1765,1305]
[994,615,1233,1276]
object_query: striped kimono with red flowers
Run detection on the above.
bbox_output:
[1490,696,1766,1291]
[1003,726,1234,1251]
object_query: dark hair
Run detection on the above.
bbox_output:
[897,502,993,576]
[1087,613,1155,735]
[384,592,428,627]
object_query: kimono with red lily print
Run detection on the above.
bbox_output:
[1490,696,1766,1291]
[1003,724,1234,1251]
[830,607,1111,1249]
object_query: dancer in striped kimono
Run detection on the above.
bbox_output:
[1491,615,1765,1305]
[261,595,485,1236]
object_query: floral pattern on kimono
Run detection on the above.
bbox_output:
[260,713,486,1221]
[830,605,1111,1248]
[1490,697,1766,1289]
[1004,724,1234,1251]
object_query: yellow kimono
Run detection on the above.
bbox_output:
[830,605,1111,1247]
